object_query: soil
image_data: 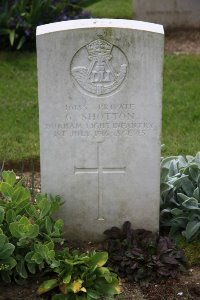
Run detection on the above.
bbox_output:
[1,29,200,299]
[164,29,200,54]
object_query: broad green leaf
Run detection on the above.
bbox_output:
[181,177,194,196]
[195,153,200,164]
[37,197,51,219]
[177,155,188,168]
[171,208,183,216]
[26,205,39,219]
[0,182,14,198]
[16,260,28,279]
[15,198,30,214]
[160,167,169,183]
[160,182,172,193]
[25,252,34,263]
[27,262,36,274]
[95,266,110,276]
[183,221,200,241]
[0,206,5,224]
[87,289,101,299]
[9,216,39,239]
[17,36,25,50]
[12,186,30,203]
[186,155,195,163]
[3,257,17,270]
[31,253,43,264]
[2,171,16,186]
[160,156,177,169]
[168,175,188,188]
[63,274,71,284]
[182,197,200,210]
[45,216,53,234]
[177,193,190,203]
[52,219,64,236]
[37,279,59,295]
[0,234,6,249]
[46,241,54,251]
[170,216,188,227]
[0,243,15,259]
[9,30,15,46]
[169,160,179,177]
[89,252,108,267]
[6,209,17,223]
[95,281,121,296]
[193,187,200,200]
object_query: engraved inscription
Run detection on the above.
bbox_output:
[74,142,126,220]
[44,102,156,138]
[71,39,128,96]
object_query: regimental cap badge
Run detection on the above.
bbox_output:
[71,38,128,97]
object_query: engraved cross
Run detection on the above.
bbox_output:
[74,142,126,220]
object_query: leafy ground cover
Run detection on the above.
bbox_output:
[0,172,200,300]
[0,171,121,300]
[0,0,90,50]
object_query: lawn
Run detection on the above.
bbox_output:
[0,0,200,163]
[79,0,134,19]
[162,54,200,156]
[0,52,200,163]
[0,52,38,162]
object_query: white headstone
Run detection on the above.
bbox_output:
[36,19,164,240]
[134,0,200,28]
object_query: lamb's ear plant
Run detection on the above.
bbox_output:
[160,153,200,242]
[37,250,122,300]
[0,170,64,282]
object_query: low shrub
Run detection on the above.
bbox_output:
[0,171,121,299]
[0,170,64,282]
[0,0,91,50]
[37,250,122,299]
[160,153,200,242]
[104,221,188,285]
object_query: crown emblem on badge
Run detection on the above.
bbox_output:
[86,39,113,59]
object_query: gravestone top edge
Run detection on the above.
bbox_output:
[36,18,164,36]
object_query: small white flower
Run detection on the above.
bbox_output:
[177,292,183,296]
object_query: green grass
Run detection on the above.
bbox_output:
[0,52,39,162]
[79,0,133,19]
[177,237,200,266]
[162,54,200,156]
[0,52,200,162]
[0,0,200,162]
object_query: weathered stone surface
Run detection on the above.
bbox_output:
[134,0,200,28]
[36,19,164,240]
